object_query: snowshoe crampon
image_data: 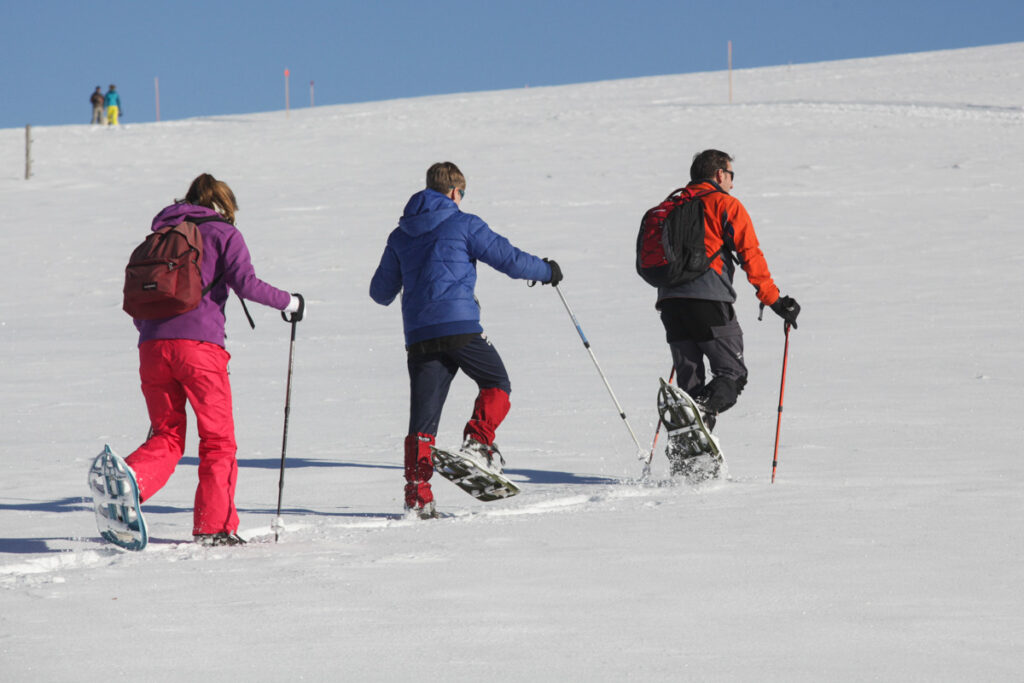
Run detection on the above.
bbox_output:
[657,378,725,483]
[431,445,520,502]
[87,445,148,551]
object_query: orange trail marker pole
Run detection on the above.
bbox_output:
[284,69,290,117]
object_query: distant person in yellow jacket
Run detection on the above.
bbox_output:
[105,85,121,126]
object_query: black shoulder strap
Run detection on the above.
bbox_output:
[186,215,256,330]
[690,187,729,266]
[188,216,226,296]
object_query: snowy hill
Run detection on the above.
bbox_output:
[2,43,1023,680]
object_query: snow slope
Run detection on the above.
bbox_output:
[2,43,1022,681]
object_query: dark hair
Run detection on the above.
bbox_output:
[690,149,733,182]
[426,162,465,193]
[180,173,238,224]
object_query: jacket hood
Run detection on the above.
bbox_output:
[398,189,459,237]
[151,203,222,232]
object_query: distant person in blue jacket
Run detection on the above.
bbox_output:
[104,85,121,126]
[370,161,562,518]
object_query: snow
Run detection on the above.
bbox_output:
[2,43,1023,680]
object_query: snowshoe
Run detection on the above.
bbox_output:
[87,445,148,551]
[194,532,247,546]
[431,445,520,502]
[404,501,440,520]
[658,378,725,483]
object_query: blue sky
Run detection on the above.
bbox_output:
[2,0,1021,129]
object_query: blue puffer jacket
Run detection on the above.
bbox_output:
[370,189,552,345]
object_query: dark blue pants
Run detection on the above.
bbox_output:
[407,335,512,437]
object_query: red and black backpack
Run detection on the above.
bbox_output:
[635,186,722,288]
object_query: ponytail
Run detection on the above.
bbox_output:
[180,173,238,224]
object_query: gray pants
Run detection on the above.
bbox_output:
[660,299,748,414]
[91,105,105,125]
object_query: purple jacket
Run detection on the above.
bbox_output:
[134,203,291,347]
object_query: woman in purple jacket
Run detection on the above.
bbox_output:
[126,173,304,546]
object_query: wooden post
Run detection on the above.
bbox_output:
[155,77,161,122]
[284,69,290,117]
[728,40,733,104]
[24,125,31,180]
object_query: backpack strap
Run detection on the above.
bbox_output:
[692,189,741,267]
[186,215,256,330]
[187,216,226,296]
[679,186,730,268]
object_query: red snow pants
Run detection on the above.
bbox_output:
[126,339,239,535]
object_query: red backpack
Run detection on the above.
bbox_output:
[122,216,222,320]
[635,186,722,288]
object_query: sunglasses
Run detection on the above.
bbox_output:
[450,187,466,199]
[722,169,735,180]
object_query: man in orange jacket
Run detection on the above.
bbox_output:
[657,149,800,432]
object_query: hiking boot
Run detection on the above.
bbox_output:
[461,438,505,474]
[404,501,439,520]
[194,532,247,547]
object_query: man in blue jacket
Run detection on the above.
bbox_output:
[370,162,562,518]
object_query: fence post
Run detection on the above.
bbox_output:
[25,125,31,179]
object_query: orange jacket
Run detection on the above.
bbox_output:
[657,180,779,306]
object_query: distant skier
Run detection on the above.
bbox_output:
[370,162,562,518]
[90,86,105,124]
[104,84,121,125]
[655,149,800,436]
[124,173,304,545]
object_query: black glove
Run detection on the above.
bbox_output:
[542,258,563,287]
[282,293,305,323]
[769,295,800,329]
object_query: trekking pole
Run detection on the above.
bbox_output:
[642,366,675,477]
[553,285,645,458]
[272,302,301,541]
[770,323,792,484]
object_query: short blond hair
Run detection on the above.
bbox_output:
[426,162,465,193]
